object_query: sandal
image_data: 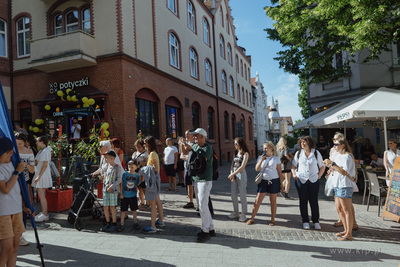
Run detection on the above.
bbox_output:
[174,189,179,192]
[246,219,254,225]
[269,221,275,226]
[353,223,359,230]
[165,188,172,191]
[337,236,353,241]
[335,232,346,237]
[333,221,343,227]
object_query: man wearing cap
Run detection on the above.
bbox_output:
[0,136,30,266]
[189,128,215,242]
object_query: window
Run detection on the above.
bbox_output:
[226,15,229,34]
[244,64,247,80]
[242,87,245,104]
[190,48,198,78]
[229,77,234,97]
[237,84,241,102]
[17,17,30,57]
[168,0,177,14]
[220,8,223,27]
[203,19,210,45]
[169,33,179,68]
[249,92,252,106]
[231,115,236,139]
[188,1,195,32]
[227,44,232,65]
[192,103,200,129]
[220,36,225,58]
[235,55,239,73]
[248,119,252,141]
[205,60,212,86]
[224,112,229,139]
[66,10,79,32]
[82,8,91,33]
[166,105,182,138]
[54,14,62,35]
[240,60,243,76]
[221,71,227,94]
[208,107,214,140]
[335,52,343,69]
[0,20,6,57]
[246,90,249,106]
[248,68,250,82]
[135,98,159,139]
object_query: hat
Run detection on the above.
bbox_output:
[127,160,138,166]
[0,136,14,156]
[190,128,207,138]
[105,150,117,158]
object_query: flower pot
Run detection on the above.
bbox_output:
[46,188,73,213]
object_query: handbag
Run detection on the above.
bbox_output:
[254,157,271,184]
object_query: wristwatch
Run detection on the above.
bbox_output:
[12,171,20,176]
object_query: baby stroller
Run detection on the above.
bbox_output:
[67,174,102,231]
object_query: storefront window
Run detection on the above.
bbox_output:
[136,98,159,139]
[165,105,182,138]
[207,107,214,140]
[192,104,200,129]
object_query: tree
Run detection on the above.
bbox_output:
[298,76,309,119]
[265,0,400,83]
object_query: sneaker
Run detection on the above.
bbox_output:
[183,202,195,209]
[133,223,141,230]
[116,225,124,232]
[196,230,210,243]
[314,223,321,230]
[197,229,216,237]
[107,224,118,232]
[19,236,29,246]
[227,212,240,219]
[239,214,247,222]
[303,222,310,230]
[100,223,111,232]
[155,219,165,228]
[142,225,157,234]
[35,213,49,222]
[284,193,293,199]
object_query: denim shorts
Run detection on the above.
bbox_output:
[334,187,353,199]
[257,178,280,194]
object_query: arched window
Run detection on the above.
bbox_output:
[240,59,243,77]
[246,90,249,106]
[188,1,195,32]
[66,10,79,32]
[244,64,247,80]
[220,8,223,27]
[221,71,227,94]
[82,8,91,33]
[203,18,210,45]
[237,84,241,103]
[169,33,180,68]
[168,0,177,14]
[224,112,229,140]
[192,102,200,129]
[17,17,30,57]
[231,114,236,139]
[242,87,245,104]
[0,20,7,57]
[205,59,212,86]
[227,44,232,65]
[249,92,252,107]
[248,67,251,82]
[207,107,215,140]
[136,89,160,139]
[219,35,225,59]
[226,15,230,34]
[190,48,198,78]
[54,14,62,35]
[229,76,234,97]
[235,55,239,73]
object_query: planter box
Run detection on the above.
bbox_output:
[46,188,73,213]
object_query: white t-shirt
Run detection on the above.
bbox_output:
[0,162,22,216]
[71,123,81,139]
[370,157,384,167]
[331,153,357,188]
[257,155,281,180]
[163,146,178,165]
[292,149,324,184]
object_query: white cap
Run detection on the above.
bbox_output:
[190,128,207,138]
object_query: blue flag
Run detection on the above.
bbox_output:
[0,81,36,228]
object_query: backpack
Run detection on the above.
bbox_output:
[212,148,219,180]
[187,149,207,177]
[296,149,321,171]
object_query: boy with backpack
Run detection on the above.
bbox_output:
[118,160,141,231]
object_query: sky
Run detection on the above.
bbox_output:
[229,0,302,122]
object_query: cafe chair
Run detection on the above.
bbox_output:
[361,169,369,205]
[365,170,387,217]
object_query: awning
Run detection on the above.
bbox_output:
[32,85,108,105]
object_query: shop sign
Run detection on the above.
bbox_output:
[49,77,89,94]
[64,107,92,116]
[53,111,64,117]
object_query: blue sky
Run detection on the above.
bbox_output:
[229,0,302,122]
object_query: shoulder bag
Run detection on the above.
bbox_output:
[255,157,271,184]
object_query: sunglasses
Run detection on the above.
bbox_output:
[334,143,340,146]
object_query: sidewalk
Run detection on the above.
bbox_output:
[17,159,400,266]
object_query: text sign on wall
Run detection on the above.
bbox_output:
[49,77,89,94]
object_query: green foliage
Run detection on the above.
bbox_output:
[298,76,309,119]
[74,133,101,163]
[265,0,400,83]
[285,135,298,148]
[293,119,309,138]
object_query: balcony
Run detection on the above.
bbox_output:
[29,31,97,73]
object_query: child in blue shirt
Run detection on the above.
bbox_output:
[118,160,141,231]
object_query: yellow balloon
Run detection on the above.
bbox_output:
[33,127,39,133]
[66,89,72,94]
[72,95,78,102]
[67,95,72,101]
[61,96,65,101]
[29,126,33,131]
[45,105,51,110]
[88,98,95,105]
[39,129,43,133]
[40,119,45,124]
[35,119,41,125]
[104,130,109,137]
[82,97,88,104]
[57,91,64,97]
[101,122,109,130]
[83,103,89,107]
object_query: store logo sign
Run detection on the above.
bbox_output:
[49,77,89,94]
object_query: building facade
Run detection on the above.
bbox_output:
[0,0,255,160]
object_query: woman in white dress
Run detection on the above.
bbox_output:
[383,139,400,186]
[33,136,52,222]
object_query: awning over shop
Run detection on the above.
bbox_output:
[32,85,108,105]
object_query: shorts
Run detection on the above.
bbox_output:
[0,213,25,240]
[257,178,280,194]
[334,187,353,199]
[120,196,138,212]
[282,170,291,173]
[177,159,185,172]
[185,172,192,186]
[27,172,34,185]
[103,192,119,206]
[164,164,176,176]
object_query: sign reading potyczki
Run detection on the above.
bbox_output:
[49,77,89,94]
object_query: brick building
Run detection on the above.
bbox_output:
[0,0,254,161]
